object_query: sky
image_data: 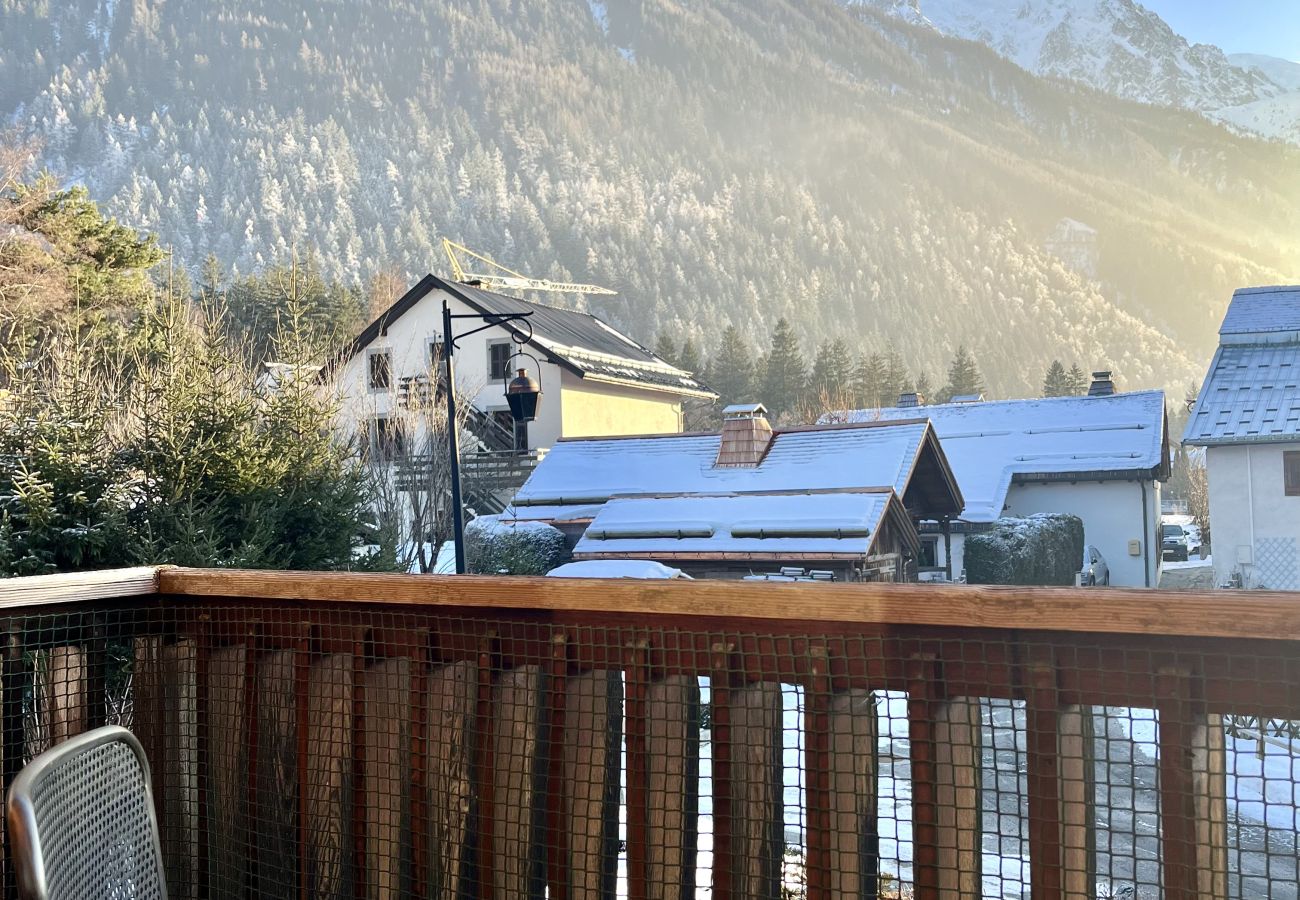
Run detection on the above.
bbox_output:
[1141,0,1300,60]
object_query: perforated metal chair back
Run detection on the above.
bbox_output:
[5,725,167,900]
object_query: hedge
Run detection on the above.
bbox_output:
[964,514,1084,586]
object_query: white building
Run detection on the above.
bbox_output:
[326,274,714,511]
[828,382,1170,587]
[1184,285,1300,590]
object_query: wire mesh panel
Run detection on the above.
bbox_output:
[0,582,1299,900]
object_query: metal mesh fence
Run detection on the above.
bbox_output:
[0,594,1298,899]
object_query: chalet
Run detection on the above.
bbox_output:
[327,274,713,512]
[828,380,1170,586]
[1184,285,1300,590]
[504,404,964,581]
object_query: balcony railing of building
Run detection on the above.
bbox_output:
[1,567,1299,899]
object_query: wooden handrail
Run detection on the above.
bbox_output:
[0,566,160,609]
[155,567,1300,643]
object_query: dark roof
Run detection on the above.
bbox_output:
[1220,285,1300,338]
[1184,342,1300,445]
[326,274,713,398]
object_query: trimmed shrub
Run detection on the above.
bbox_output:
[464,516,568,575]
[964,514,1084,586]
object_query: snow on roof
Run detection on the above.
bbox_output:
[1184,342,1300,445]
[509,421,932,519]
[547,560,691,579]
[825,392,1168,522]
[572,492,893,558]
[1219,286,1300,341]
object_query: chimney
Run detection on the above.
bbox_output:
[715,403,774,468]
[1087,371,1115,397]
[897,391,921,408]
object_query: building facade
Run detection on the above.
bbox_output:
[1185,285,1300,590]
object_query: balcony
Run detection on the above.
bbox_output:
[2,568,1299,898]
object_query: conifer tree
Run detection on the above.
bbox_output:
[1043,360,1069,397]
[706,325,756,408]
[653,333,679,367]
[761,317,808,421]
[941,345,984,402]
[810,338,854,398]
[1066,363,1089,396]
[678,337,702,375]
[852,352,887,408]
[914,371,934,404]
[882,344,909,408]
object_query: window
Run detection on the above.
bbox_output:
[918,536,939,569]
[1286,451,1300,496]
[488,342,513,381]
[368,349,391,391]
[363,416,405,462]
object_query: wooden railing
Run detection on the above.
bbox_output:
[2,568,1299,899]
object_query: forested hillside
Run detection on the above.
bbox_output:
[3,0,1298,396]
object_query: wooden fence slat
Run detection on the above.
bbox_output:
[933,697,982,900]
[206,644,248,899]
[362,656,414,900]
[1026,658,1065,900]
[255,648,299,899]
[828,690,878,900]
[645,675,700,900]
[727,682,783,900]
[564,669,622,900]
[307,653,354,899]
[1058,705,1096,900]
[907,655,940,898]
[428,660,476,900]
[492,664,547,900]
[43,645,86,746]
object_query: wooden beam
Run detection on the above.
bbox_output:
[645,675,700,900]
[158,568,1300,642]
[0,567,158,609]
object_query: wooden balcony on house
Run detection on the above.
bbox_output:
[2,567,1299,899]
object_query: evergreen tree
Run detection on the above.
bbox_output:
[706,325,756,408]
[1042,360,1070,397]
[914,371,934,404]
[881,344,909,408]
[852,352,887,409]
[761,317,808,421]
[810,338,854,399]
[678,337,702,375]
[1066,363,1089,396]
[941,345,985,402]
[653,333,679,367]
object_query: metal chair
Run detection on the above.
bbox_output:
[6,725,167,900]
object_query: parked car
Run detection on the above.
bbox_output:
[1161,523,1190,561]
[1080,545,1110,586]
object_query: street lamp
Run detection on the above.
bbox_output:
[441,298,540,574]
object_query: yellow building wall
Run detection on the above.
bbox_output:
[559,376,684,438]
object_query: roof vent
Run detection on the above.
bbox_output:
[1088,371,1115,397]
[716,403,774,468]
[897,392,922,408]
[950,393,984,404]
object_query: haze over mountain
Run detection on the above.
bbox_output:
[3,0,1297,398]
[859,0,1300,143]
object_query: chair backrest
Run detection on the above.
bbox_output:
[6,725,167,900]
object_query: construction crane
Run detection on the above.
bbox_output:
[441,238,617,296]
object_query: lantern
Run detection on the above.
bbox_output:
[506,367,541,422]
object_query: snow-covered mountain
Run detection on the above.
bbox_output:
[853,0,1300,143]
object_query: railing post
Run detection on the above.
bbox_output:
[473,635,497,900]
[805,646,832,900]
[1156,667,1227,900]
[645,673,700,900]
[544,631,572,900]
[828,688,878,899]
[907,654,940,898]
[709,643,735,900]
[625,639,651,900]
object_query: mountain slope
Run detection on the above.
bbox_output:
[3,0,1298,398]
[858,0,1300,142]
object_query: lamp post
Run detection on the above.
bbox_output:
[441,298,541,574]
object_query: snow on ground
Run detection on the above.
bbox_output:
[1164,552,1211,570]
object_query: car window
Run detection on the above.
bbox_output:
[1162,525,1183,538]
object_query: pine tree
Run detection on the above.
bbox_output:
[653,333,679,367]
[941,345,984,402]
[1066,364,1089,396]
[1042,360,1069,397]
[852,353,887,409]
[881,344,909,408]
[678,337,702,375]
[706,325,756,408]
[761,317,808,421]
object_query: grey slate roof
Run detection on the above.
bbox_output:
[1219,285,1300,341]
[1184,343,1300,445]
[329,274,714,397]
